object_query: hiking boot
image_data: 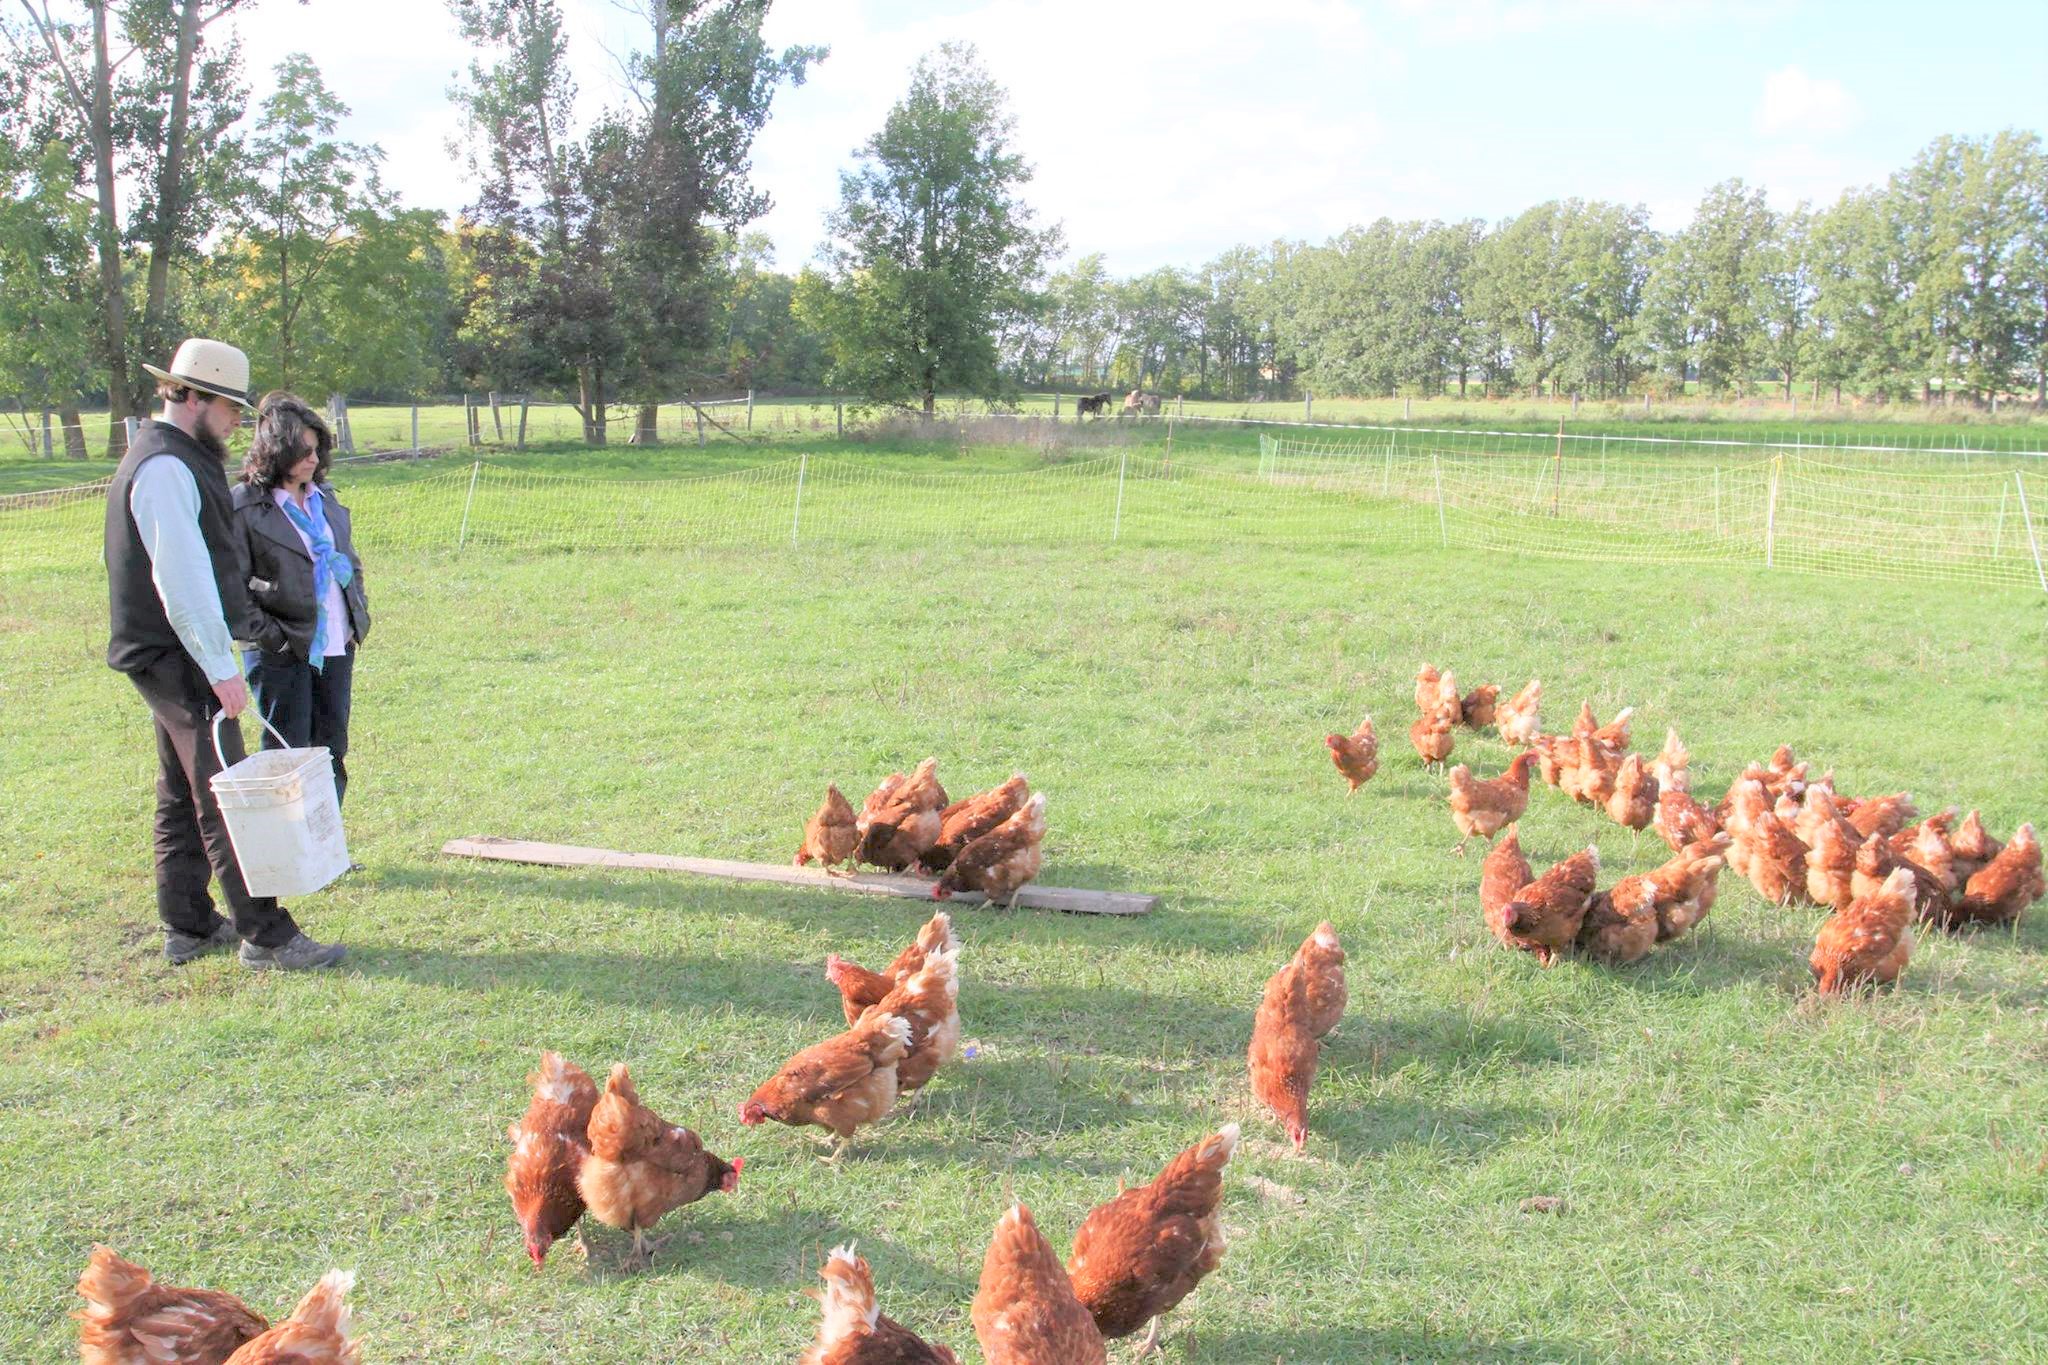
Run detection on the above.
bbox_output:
[238,933,347,972]
[164,919,240,965]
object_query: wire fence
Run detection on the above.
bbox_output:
[4,432,2043,592]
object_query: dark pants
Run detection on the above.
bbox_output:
[248,643,354,805]
[126,653,300,948]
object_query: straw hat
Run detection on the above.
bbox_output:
[142,338,252,408]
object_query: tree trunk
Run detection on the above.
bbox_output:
[60,406,89,460]
[140,0,202,375]
[85,1,133,455]
[633,402,659,444]
[578,362,607,445]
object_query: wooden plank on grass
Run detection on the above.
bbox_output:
[439,836,1158,915]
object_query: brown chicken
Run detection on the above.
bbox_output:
[1647,835,1731,942]
[1576,877,1659,965]
[1605,753,1658,831]
[1951,823,2043,927]
[1763,745,1809,802]
[1802,795,1865,911]
[1529,733,1572,789]
[1572,701,1635,752]
[1247,923,1346,1151]
[797,785,861,871]
[857,758,948,870]
[934,792,1046,905]
[1845,792,1916,841]
[925,775,1030,871]
[220,1271,357,1365]
[1562,735,1622,808]
[1496,677,1542,747]
[1459,683,1501,730]
[1886,808,1955,861]
[1949,810,2005,884]
[1650,727,1691,793]
[1741,806,1810,906]
[505,1049,601,1269]
[1489,846,1599,966]
[741,1010,913,1157]
[76,1245,268,1365]
[1811,867,1917,994]
[862,945,961,1099]
[1067,1124,1238,1355]
[972,1204,1107,1365]
[801,1244,960,1365]
[1479,826,1534,921]
[1899,818,1960,900]
[1654,787,1720,852]
[826,912,957,1027]
[1414,662,1444,715]
[1409,709,1456,768]
[1325,718,1379,794]
[1445,752,1537,852]
[577,1064,741,1264]
[1851,827,1946,911]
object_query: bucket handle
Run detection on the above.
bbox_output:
[212,704,293,771]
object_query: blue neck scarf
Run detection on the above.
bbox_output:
[280,486,353,671]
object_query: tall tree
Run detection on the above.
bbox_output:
[235,53,391,388]
[799,42,1059,415]
[6,0,252,454]
[0,133,99,455]
[450,0,816,444]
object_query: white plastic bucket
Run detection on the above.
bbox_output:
[209,709,350,899]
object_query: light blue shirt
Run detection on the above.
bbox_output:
[128,455,239,683]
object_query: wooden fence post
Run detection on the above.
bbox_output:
[835,402,843,438]
[746,388,754,430]
[464,394,477,446]
[516,398,530,451]
[1304,393,1312,422]
[410,404,419,452]
[696,403,705,446]
[488,391,504,441]
[42,407,54,459]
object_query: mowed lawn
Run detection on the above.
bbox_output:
[1,447,2045,1361]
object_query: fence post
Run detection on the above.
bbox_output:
[1403,395,1411,421]
[464,394,477,446]
[2015,471,2047,593]
[488,391,504,441]
[1764,453,1782,568]
[410,404,420,452]
[835,402,843,438]
[41,407,53,459]
[1165,412,1175,459]
[457,459,482,552]
[696,403,705,447]
[1642,392,1650,413]
[790,454,806,548]
[1550,420,1564,517]
[1112,448,1128,542]
[1432,451,1447,546]
[746,388,754,430]
[1053,393,1061,420]
[516,398,530,450]
[1304,393,1312,423]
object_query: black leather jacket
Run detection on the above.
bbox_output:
[231,480,371,660]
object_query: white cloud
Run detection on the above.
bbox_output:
[1752,65,1860,138]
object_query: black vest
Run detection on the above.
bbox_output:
[105,420,255,675]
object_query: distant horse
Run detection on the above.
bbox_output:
[1122,390,1163,417]
[1075,391,1114,419]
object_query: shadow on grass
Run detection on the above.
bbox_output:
[576,1204,951,1290]
[1189,1324,1595,1362]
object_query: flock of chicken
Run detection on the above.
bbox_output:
[76,902,1327,1363]
[69,682,2038,1362]
[1328,664,2044,989]
[795,760,1049,906]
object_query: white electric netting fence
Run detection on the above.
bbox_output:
[4,439,2043,592]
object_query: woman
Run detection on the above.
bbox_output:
[232,392,371,805]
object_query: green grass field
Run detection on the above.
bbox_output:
[1,426,2044,1361]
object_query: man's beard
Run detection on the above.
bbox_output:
[192,422,230,464]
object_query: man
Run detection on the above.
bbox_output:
[105,338,347,970]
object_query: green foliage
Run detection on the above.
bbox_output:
[0,137,99,428]
[805,42,1059,413]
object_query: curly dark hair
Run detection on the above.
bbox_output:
[241,391,334,492]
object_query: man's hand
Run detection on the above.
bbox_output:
[211,675,250,719]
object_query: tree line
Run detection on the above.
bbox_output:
[3,3,2043,459]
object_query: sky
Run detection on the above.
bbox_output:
[229,0,2048,278]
